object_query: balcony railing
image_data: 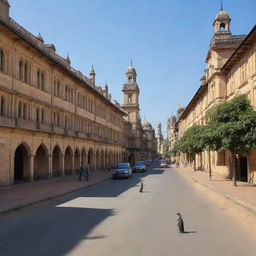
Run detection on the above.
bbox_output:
[16,119,36,130]
[0,116,15,127]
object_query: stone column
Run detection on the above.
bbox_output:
[79,154,82,168]
[71,153,75,175]
[48,154,52,178]
[93,153,97,171]
[60,153,65,176]
[28,154,34,182]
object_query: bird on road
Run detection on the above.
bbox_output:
[139,182,143,193]
[176,213,185,233]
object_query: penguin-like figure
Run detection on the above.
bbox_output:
[176,213,185,233]
[139,182,143,193]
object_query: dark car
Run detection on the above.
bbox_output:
[112,163,133,179]
[132,161,147,172]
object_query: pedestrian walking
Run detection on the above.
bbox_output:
[78,166,84,181]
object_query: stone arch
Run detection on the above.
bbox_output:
[14,142,31,183]
[52,145,62,177]
[74,148,81,174]
[64,146,73,175]
[34,143,49,179]
[87,148,94,171]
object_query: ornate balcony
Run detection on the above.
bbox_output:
[16,119,36,130]
[0,116,15,127]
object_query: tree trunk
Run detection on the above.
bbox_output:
[232,152,237,186]
[208,150,212,180]
[193,155,196,171]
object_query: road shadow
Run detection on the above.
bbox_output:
[0,206,115,256]
[0,163,165,256]
[183,231,197,234]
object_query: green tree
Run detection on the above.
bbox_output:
[205,95,256,186]
[174,124,205,170]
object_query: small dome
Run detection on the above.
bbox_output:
[215,10,230,21]
[142,120,152,130]
[127,65,136,73]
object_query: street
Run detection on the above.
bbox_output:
[1,165,256,256]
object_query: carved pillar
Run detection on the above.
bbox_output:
[71,153,75,174]
[28,154,34,182]
[60,153,65,176]
[48,154,52,178]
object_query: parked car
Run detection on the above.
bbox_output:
[160,161,168,168]
[112,163,133,179]
[144,159,152,167]
[133,161,147,172]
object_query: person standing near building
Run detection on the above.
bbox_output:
[78,166,84,181]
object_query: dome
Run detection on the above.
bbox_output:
[142,120,152,130]
[127,65,136,73]
[215,10,230,21]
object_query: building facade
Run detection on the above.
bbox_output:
[0,1,156,185]
[176,7,256,183]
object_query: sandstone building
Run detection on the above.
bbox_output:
[176,7,256,183]
[0,1,157,185]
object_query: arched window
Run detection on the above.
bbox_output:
[128,95,133,103]
[41,109,44,123]
[36,108,40,122]
[0,96,5,116]
[0,49,4,72]
[220,23,226,31]
[18,103,22,118]
[19,60,23,80]
[23,104,27,119]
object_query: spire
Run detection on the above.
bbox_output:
[37,32,44,43]
[90,65,95,75]
[221,1,223,11]
[130,58,133,67]
[89,65,96,86]
[66,53,71,64]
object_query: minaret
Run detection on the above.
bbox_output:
[89,65,96,86]
[122,62,140,129]
[0,0,10,21]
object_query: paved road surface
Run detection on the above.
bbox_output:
[0,165,256,256]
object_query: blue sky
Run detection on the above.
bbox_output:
[9,0,256,137]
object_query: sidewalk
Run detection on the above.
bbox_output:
[0,170,111,214]
[175,165,256,214]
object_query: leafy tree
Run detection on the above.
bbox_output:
[174,124,205,170]
[205,95,256,186]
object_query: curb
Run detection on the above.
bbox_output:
[0,175,111,215]
[177,169,256,216]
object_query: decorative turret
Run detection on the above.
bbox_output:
[213,3,231,35]
[126,60,137,83]
[36,32,44,43]
[89,65,96,86]
[66,53,71,64]
[0,0,10,22]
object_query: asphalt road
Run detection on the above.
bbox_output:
[1,165,256,256]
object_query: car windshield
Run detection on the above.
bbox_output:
[135,161,144,165]
[116,163,128,169]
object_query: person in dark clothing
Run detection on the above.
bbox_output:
[78,166,84,181]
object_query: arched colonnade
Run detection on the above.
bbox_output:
[13,142,123,183]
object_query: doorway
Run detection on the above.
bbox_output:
[239,157,248,182]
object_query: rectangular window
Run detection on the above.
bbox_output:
[0,49,4,72]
